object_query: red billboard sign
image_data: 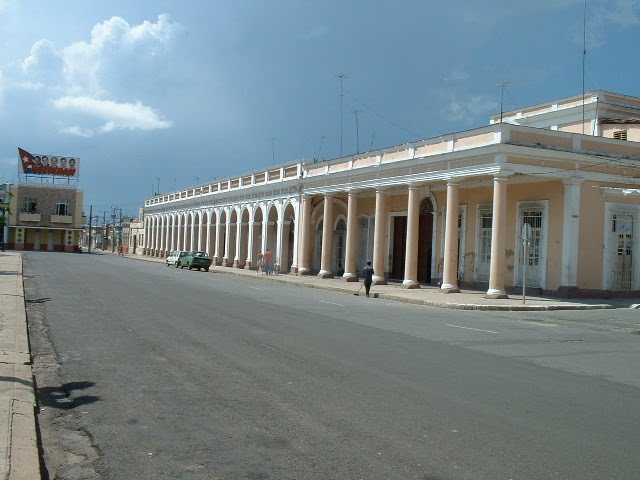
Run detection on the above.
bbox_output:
[18,147,79,177]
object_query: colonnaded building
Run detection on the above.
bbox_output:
[142,91,640,298]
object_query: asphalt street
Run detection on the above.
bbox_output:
[24,251,640,479]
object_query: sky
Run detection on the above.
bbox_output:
[0,0,639,217]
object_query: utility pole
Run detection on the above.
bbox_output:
[102,211,106,250]
[111,208,117,253]
[337,73,346,157]
[88,205,93,254]
[119,208,123,253]
[498,81,511,123]
[353,110,361,155]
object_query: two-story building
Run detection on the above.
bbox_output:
[141,91,640,298]
[5,149,83,252]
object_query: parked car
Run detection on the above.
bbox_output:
[180,251,212,271]
[166,250,189,267]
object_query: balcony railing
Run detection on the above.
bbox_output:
[18,212,41,222]
[51,214,73,224]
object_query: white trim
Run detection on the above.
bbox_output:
[440,205,467,281]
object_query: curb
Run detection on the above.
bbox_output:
[0,253,40,480]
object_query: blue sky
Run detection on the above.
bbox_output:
[0,0,638,216]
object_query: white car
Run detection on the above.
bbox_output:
[166,250,189,267]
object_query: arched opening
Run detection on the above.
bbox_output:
[418,197,434,283]
[313,220,323,272]
[333,218,346,275]
[282,203,296,273]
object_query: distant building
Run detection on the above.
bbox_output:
[5,148,83,252]
[141,91,640,297]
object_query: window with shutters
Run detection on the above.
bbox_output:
[613,130,628,141]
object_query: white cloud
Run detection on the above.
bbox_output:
[62,14,181,95]
[443,94,498,122]
[605,0,640,27]
[22,39,63,78]
[443,71,470,83]
[53,96,173,136]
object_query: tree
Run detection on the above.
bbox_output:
[0,192,13,252]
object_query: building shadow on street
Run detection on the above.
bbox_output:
[37,381,100,410]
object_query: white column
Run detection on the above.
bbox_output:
[149,216,156,257]
[261,218,268,255]
[343,190,358,281]
[176,214,183,250]
[372,189,388,285]
[223,215,231,266]
[403,185,420,288]
[205,218,212,256]
[213,217,221,264]
[298,195,313,275]
[190,213,197,250]
[153,216,160,255]
[318,195,334,278]
[183,214,189,251]
[561,178,582,290]
[441,180,460,293]
[143,217,149,255]
[197,212,204,251]
[159,216,165,255]
[245,220,255,269]
[486,176,509,299]
[234,215,242,267]
[290,201,300,273]
[166,215,172,254]
[276,219,284,270]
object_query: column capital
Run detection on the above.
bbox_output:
[562,177,584,186]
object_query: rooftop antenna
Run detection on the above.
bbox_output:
[353,110,361,154]
[498,81,511,123]
[336,73,346,156]
[316,135,325,162]
[369,131,375,152]
[582,0,587,135]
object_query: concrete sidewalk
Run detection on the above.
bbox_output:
[129,252,624,311]
[0,252,40,480]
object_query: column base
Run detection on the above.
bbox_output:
[244,261,252,270]
[232,259,240,268]
[289,266,298,274]
[402,280,420,289]
[343,273,359,282]
[373,276,387,286]
[298,268,312,276]
[485,288,508,299]
[440,284,460,293]
[318,270,334,279]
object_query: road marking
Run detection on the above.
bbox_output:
[320,300,345,307]
[248,286,263,290]
[445,324,499,334]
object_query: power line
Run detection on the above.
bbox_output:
[342,86,424,140]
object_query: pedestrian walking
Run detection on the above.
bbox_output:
[257,251,265,275]
[265,249,273,275]
[118,244,124,256]
[363,260,374,297]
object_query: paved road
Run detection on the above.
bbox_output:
[24,252,640,479]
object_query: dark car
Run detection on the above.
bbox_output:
[180,251,212,271]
